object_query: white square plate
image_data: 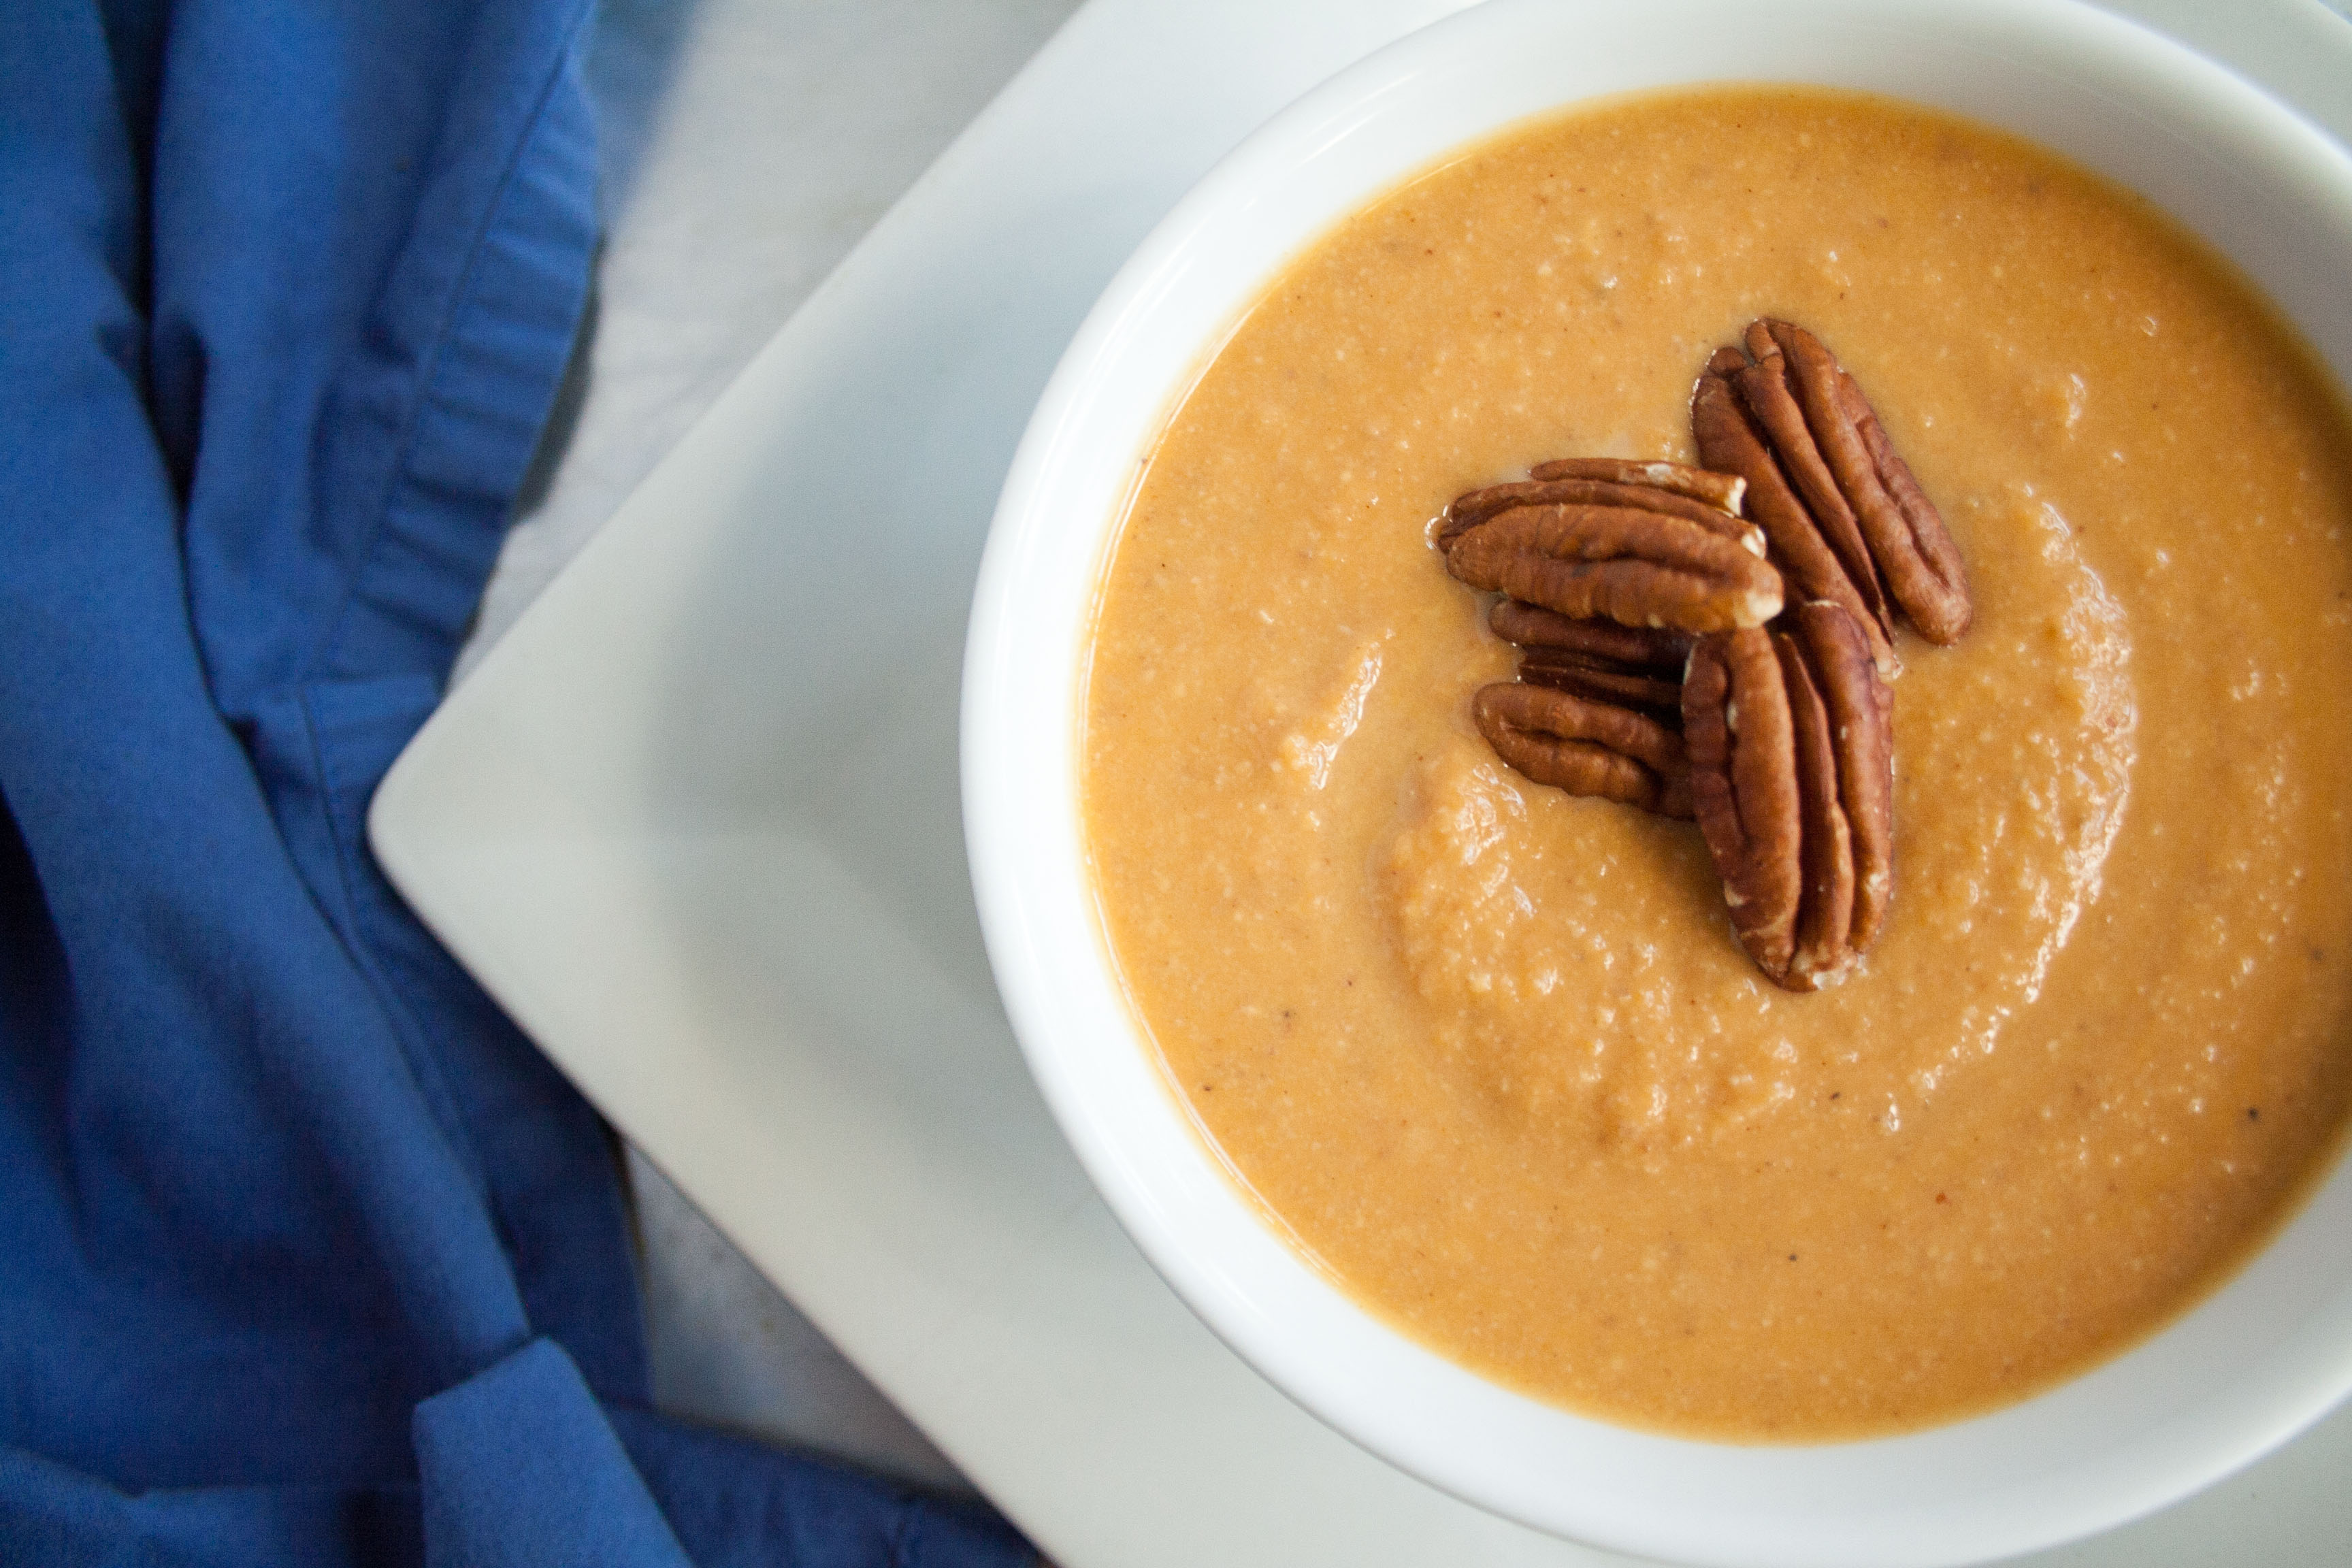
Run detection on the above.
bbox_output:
[371,1,2352,1562]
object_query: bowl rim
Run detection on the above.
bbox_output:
[962,1,2352,1562]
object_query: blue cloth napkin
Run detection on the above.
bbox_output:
[0,3,1034,1564]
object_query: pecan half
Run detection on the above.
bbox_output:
[1838,365,1968,643]
[1684,629,1803,978]
[1683,603,1893,990]
[1711,320,1971,645]
[1787,602,1893,965]
[1441,472,1760,551]
[1490,600,1696,670]
[1491,600,1689,725]
[1693,347,1899,679]
[1443,502,1783,635]
[1473,681,1693,819]
[1526,456,1746,516]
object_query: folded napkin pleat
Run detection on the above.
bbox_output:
[415,1340,691,1568]
[0,3,1031,1565]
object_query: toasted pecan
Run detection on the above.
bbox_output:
[1441,474,1759,549]
[1684,627,1804,979]
[1473,681,1694,819]
[1714,320,1971,645]
[1693,348,1900,679]
[1787,601,1893,964]
[1488,600,1696,671]
[1526,456,1746,515]
[1684,604,1894,990]
[1491,600,1690,724]
[1837,367,1972,643]
[1445,503,1783,634]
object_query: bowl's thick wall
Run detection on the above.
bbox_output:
[964,3,2352,1563]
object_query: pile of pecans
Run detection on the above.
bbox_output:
[1436,320,1971,991]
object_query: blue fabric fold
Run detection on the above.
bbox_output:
[0,3,1032,1564]
[414,1340,688,1568]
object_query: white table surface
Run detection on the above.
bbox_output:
[457,0,2352,1547]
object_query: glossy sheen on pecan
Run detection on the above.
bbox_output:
[1526,456,1746,516]
[1693,346,1899,679]
[1473,681,1693,819]
[1491,600,1690,724]
[1722,320,1972,644]
[1445,503,1784,634]
[1684,603,1893,990]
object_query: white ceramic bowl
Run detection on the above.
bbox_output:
[962,2,2352,1563]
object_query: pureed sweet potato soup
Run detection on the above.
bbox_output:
[1080,86,2352,1439]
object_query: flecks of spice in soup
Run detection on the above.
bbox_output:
[1081,88,2352,1439]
